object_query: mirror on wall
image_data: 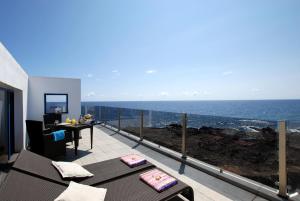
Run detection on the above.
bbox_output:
[44,93,68,114]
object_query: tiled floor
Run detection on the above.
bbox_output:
[63,126,269,201]
[0,170,7,186]
[0,154,17,187]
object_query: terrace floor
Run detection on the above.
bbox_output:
[59,125,270,201]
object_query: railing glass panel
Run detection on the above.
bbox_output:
[100,106,119,128]
[120,108,141,136]
[142,110,182,153]
[187,113,279,188]
[81,105,100,119]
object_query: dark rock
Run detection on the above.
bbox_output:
[261,127,277,142]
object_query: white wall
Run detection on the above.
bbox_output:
[0,42,81,152]
[0,42,29,151]
[27,76,81,122]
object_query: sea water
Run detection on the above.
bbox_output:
[81,100,300,129]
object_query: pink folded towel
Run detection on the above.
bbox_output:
[140,169,177,192]
[120,154,147,167]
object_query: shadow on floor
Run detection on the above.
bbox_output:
[0,163,12,173]
[179,161,186,175]
[0,163,12,187]
[109,131,119,136]
[132,142,141,149]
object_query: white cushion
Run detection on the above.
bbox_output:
[54,181,107,201]
[52,161,94,178]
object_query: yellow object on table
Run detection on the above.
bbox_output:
[66,117,71,123]
[71,118,77,125]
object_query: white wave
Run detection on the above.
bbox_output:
[289,129,300,133]
[239,126,260,133]
[239,119,270,124]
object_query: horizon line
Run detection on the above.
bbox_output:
[81,98,300,102]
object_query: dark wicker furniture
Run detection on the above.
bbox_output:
[0,150,194,201]
[43,113,62,129]
[12,150,155,186]
[55,123,93,155]
[25,120,66,158]
[43,113,73,143]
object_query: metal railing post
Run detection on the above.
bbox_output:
[100,106,103,125]
[97,106,101,122]
[278,120,288,197]
[103,107,107,126]
[182,113,187,158]
[140,110,144,141]
[118,108,121,132]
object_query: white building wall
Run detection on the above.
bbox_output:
[0,42,29,151]
[27,76,81,122]
[0,42,81,152]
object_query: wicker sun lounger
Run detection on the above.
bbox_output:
[0,150,194,201]
[95,169,194,201]
[12,150,154,186]
[0,169,65,201]
[0,169,194,201]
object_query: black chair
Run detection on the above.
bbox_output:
[43,114,73,143]
[25,120,66,158]
[43,113,62,129]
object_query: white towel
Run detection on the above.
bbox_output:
[54,181,107,201]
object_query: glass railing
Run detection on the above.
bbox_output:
[187,114,278,188]
[100,106,120,128]
[81,104,298,196]
[287,121,300,195]
[120,108,141,136]
[81,105,100,119]
[142,110,182,153]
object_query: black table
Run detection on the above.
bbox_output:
[55,123,93,155]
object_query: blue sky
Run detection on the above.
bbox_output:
[0,0,299,101]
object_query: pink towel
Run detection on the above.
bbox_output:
[140,169,177,192]
[120,154,146,167]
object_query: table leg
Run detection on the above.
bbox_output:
[90,126,93,149]
[74,130,79,156]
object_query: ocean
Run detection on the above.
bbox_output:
[82,100,300,128]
